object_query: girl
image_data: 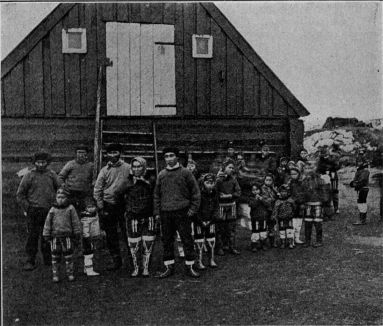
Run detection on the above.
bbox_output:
[288,166,305,245]
[350,158,370,225]
[261,174,279,248]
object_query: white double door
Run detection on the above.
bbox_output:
[106,23,176,116]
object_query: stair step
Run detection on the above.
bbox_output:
[102,130,153,136]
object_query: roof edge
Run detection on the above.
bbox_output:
[202,3,310,117]
[1,3,75,79]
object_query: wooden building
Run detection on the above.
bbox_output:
[1,3,309,171]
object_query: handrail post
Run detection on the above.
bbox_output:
[152,121,159,176]
[93,65,103,182]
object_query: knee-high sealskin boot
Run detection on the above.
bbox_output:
[52,256,60,283]
[65,255,75,281]
[157,262,175,279]
[129,241,141,277]
[195,240,206,270]
[185,263,200,278]
[206,239,218,268]
[353,212,367,225]
[142,239,154,277]
[303,222,313,248]
[83,254,99,276]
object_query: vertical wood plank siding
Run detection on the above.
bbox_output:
[2,3,305,120]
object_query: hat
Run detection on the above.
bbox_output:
[33,151,51,163]
[261,144,270,151]
[76,144,89,152]
[162,147,179,157]
[106,143,123,153]
[202,173,215,183]
[56,187,70,196]
[222,158,235,170]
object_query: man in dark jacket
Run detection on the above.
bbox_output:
[154,147,201,278]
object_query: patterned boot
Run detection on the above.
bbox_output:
[65,255,75,282]
[129,241,140,277]
[52,257,60,283]
[142,239,154,277]
[207,239,218,268]
[195,240,206,270]
[83,254,99,276]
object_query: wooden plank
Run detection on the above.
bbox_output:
[79,4,87,116]
[25,42,44,116]
[130,23,141,116]
[226,38,242,116]
[117,3,130,22]
[85,4,98,116]
[210,19,226,116]
[163,3,176,24]
[63,6,81,116]
[183,3,197,116]
[96,4,106,116]
[1,83,5,116]
[100,3,116,21]
[201,3,309,117]
[106,22,118,115]
[3,61,25,117]
[243,58,255,116]
[42,36,52,117]
[117,23,131,116]
[196,4,211,116]
[151,3,164,24]
[174,4,184,116]
[260,75,273,116]
[130,3,141,23]
[272,89,287,116]
[254,68,261,116]
[50,21,65,115]
[140,24,154,116]
[1,4,76,79]
[140,3,152,23]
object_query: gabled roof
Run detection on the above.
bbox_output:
[1,2,309,117]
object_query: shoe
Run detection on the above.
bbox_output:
[229,248,240,255]
[216,249,225,256]
[157,264,175,279]
[195,260,206,270]
[335,209,340,214]
[295,239,304,244]
[352,221,366,226]
[185,265,200,278]
[209,258,218,268]
[288,239,294,249]
[106,256,122,271]
[312,242,323,248]
[22,261,36,271]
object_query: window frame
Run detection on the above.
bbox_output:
[192,34,213,58]
[62,28,87,54]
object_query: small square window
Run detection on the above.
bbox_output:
[192,35,213,58]
[62,28,87,53]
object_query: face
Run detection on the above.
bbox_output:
[287,162,295,170]
[203,180,215,191]
[86,205,97,214]
[262,147,269,157]
[35,160,48,171]
[304,164,314,175]
[252,186,261,195]
[164,152,178,167]
[187,163,196,172]
[264,176,273,186]
[132,160,145,177]
[280,190,289,199]
[300,150,308,159]
[56,193,68,206]
[227,148,235,157]
[290,170,299,180]
[107,150,120,163]
[281,160,288,167]
[224,164,235,175]
[76,150,88,163]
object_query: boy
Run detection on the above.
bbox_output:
[194,173,219,269]
[261,174,279,247]
[94,143,131,271]
[43,188,81,282]
[122,157,156,277]
[154,147,201,278]
[350,158,370,225]
[215,159,241,255]
[17,151,60,271]
[272,185,295,249]
[275,157,289,187]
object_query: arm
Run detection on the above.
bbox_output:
[58,161,72,185]
[51,170,62,191]
[231,178,241,201]
[187,171,201,215]
[42,209,54,238]
[16,173,32,213]
[93,169,106,210]
[70,206,82,236]
[271,200,281,221]
[153,173,162,216]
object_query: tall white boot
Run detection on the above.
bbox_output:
[83,254,100,276]
[293,218,304,244]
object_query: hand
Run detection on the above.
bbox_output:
[187,210,194,218]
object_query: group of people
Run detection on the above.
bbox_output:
[16,141,371,283]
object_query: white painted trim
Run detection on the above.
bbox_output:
[62,28,87,53]
[192,34,213,58]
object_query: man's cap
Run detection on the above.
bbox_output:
[76,144,89,152]
[202,173,216,183]
[106,143,123,153]
[162,147,180,157]
[56,187,70,196]
[33,151,51,163]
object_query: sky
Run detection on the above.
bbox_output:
[1,2,382,129]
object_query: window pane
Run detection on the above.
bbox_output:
[196,38,209,54]
[68,32,82,49]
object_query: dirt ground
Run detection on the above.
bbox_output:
[2,169,383,325]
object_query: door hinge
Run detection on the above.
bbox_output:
[105,57,113,67]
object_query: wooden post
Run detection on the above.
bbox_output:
[152,121,159,176]
[93,66,103,182]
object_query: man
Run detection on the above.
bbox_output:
[94,143,131,270]
[257,144,277,178]
[154,147,201,278]
[17,151,60,270]
[328,143,342,214]
[58,144,94,212]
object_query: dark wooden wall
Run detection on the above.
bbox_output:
[1,3,299,119]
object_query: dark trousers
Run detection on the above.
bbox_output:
[103,202,126,258]
[216,220,237,250]
[161,208,195,263]
[26,207,51,264]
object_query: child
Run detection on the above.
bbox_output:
[301,161,330,247]
[16,151,60,271]
[194,173,219,269]
[43,188,81,282]
[271,185,296,249]
[186,158,200,180]
[215,159,241,255]
[80,197,101,276]
[350,158,370,225]
[296,149,309,173]
[275,157,289,187]
[249,183,271,251]
[288,166,305,245]
[261,174,279,248]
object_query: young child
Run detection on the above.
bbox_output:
[288,166,305,245]
[43,188,81,282]
[194,173,219,269]
[275,157,289,187]
[271,185,296,249]
[249,183,271,251]
[215,159,241,255]
[16,151,60,271]
[301,161,330,247]
[80,197,101,276]
[261,174,279,248]
[350,158,370,225]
